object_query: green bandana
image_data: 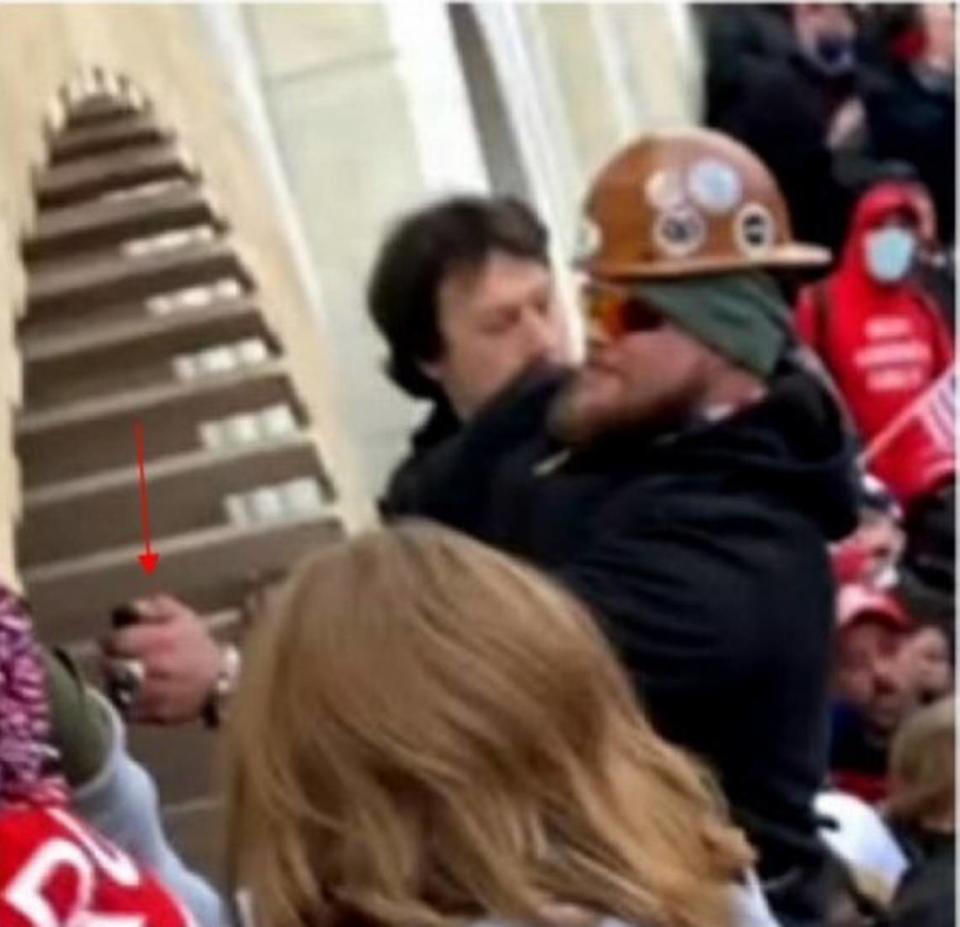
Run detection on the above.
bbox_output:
[631,271,792,377]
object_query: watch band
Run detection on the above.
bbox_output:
[201,643,241,729]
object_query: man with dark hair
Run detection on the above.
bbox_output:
[367,195,568,493]
[831,585,918,804]
[369,196,558,403]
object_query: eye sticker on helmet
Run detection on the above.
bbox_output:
[652,207,707,258]
[687,158,743,215]
[644,169,686,212]
[574,216,603,263]
[734,202,776,254]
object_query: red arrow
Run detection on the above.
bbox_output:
[134,422,159,575]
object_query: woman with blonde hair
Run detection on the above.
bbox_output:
[885,697,955,927]
[888,696,955,834]
[224,522,762,927]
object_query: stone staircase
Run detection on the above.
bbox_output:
[15,75,349,878]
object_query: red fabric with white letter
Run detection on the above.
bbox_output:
[0,806,193,927]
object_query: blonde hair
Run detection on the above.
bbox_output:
[887,696,955,830]
[224,522,752,927]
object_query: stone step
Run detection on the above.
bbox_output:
[17,360,301,486]
[17,299,160,342]
[26,238,250,317]
[65,95,143,130]
[35,145,195,209]
[22,297,271,402]
[23,511,344,644]
[19,432,325,563]
[49,114,169,164]
[23,183,218,261]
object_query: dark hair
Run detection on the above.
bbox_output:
[843,159,920,202]
[366,195,549,400]
[896,481,956,636]
[904,481,955,596]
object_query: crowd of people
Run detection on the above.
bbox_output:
[701,3,955,253]
[1,5,955,927]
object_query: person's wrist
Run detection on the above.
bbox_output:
[201,643,241,729]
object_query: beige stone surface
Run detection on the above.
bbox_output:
[535,4,697,189]
[263,56,424,311]
[245,3,428,495]
[535,5,623,190]
[245,3,391,81]
[607,4,699,127]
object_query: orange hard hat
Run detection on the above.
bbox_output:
[577,127,831,280]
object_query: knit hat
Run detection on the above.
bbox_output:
[631,271,792,377]
[0,584,67,808]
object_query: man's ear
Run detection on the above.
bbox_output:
[418,357,444,384]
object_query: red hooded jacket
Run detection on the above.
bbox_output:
[796,183,954,504]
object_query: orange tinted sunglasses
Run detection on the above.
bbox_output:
[581,283,664,340]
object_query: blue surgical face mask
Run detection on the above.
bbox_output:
[808,32,856,76]
[864,227,918,283]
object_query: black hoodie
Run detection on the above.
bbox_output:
[385,359,859,926]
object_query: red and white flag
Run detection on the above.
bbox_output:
[863,364,956,503]
[917,364,956,453]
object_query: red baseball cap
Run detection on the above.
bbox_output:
[837,584,913,633]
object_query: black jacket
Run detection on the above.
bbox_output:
[378,397,461,518]
[890,830,955,927]
[386,361,859,926]
[700,5,796,122]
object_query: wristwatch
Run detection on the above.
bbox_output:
[202,643,241,728]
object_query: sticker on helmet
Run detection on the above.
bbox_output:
[652,207,707,258]
[734,203,776,254]
[574,216,603,262]
[687,158,743,215]
[645,169,686,212]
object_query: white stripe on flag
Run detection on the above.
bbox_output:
[919,368,955,451]
[863,365,956,465]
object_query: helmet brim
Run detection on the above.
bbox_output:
[580,242,832,280]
